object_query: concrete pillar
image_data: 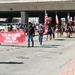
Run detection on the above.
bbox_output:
[21,11,28,24]
[39,13,44,24]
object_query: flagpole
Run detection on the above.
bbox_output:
[67,12,70,24]
[45,9,47,15]
[56,11,57,15]
[55,11,59,25]
[44,10,46,24]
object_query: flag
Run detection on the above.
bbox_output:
[67,12,70,23]
[55,13,59,25]
[74,17,75,23]
[44,10,50,26]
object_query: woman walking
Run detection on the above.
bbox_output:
[38,24,44,46]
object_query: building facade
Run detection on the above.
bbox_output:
[0,0,75,24]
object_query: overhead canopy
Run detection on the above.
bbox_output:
[0,0,72,3]
[0,1,74,11]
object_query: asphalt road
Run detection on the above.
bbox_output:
[0,33,75,75]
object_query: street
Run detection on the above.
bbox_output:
[0,33,75,75]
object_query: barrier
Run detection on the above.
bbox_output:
[0,31,26,44]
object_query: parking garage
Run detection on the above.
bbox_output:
[0,1,75,24]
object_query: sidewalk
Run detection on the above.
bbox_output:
[60,58,75,75]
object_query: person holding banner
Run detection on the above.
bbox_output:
[26,22,35,47]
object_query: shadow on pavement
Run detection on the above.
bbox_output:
[41,45,57,48]
[0,44,25,47]
[41,45,64,48]
[54,39,65,41]
[0,62,24,64]
[68,37,75,38]
[33,44,64,48]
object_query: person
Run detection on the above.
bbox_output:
[46,21,55,40]
[19,23,23,30]
[26,22,35,47]
[9,24,13,31]
[38,24,44,46]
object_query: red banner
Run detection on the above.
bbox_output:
[0,31,26,44]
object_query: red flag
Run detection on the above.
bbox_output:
[55,13,59,25]
[44,10,50,27]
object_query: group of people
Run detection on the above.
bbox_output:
[55,21,75,38]
[26,22,45,47]
[26,21,75,47]
[8,23,23,32]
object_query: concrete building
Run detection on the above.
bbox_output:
[0,0,75,24]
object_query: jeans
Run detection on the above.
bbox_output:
[39,34,43,45]
[28,35,34,46]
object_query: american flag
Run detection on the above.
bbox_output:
[55,13,59,25]
[44,10,50,27]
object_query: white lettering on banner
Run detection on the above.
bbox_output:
[4,40,12,43]
[4,40,18,43]
[2,33,7,36]
[0,31,25,44]
[1,33,23,43]
[14,34,20,37]
[4,34,19,43]
[6,37,10,40]
[6,36,16,40]
[2,33,21,37]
